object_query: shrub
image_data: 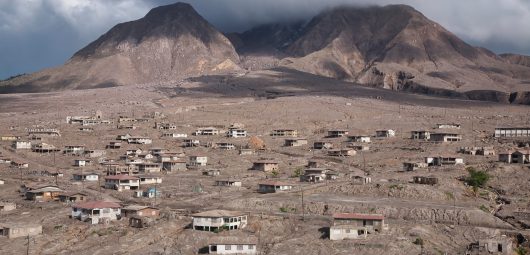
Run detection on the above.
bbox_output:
[466,167,490,188]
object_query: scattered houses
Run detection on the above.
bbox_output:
[458,147,495,156]
[466,237,513,255]
[104,175,140,191]
[162,133,187,138]
[494,127,530,138]
[31,143,60,153]
[208,236,258,255]
[270,129,298,137]
[258,181,293,193]
[0,224,42,239]
[375,129,396,138]
[329,213,387,241]
[71,201,122,224]
[284,138,308,147]
[191,210,248,232]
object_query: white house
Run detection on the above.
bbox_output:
[74,159,91,167]
[71,201,121,224]
[193,127,220,136]
[227,129,247,138]
[64,145,86,155]
[12,141,31,150]
[348,135,371,143]
[425,156,464,166]
[189,155,208,166]
[208,236,258,255]
[192,210,247,232]
[139,176,162,185]
[127,137,152,144]
[375,130,396,138]
[104,175,140,191]
[72,173,99,182]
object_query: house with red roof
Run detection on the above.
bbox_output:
[329,213,388,241]
[71,201,122,224]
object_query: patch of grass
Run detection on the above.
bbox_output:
[479,205,490,213]
[445,192,454,200]
[279,207,296,213]
[413,237,424,246]
[389,184,404,190]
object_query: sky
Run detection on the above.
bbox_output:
[1,0,530,79]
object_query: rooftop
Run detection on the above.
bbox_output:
[332,213,384,220]
[73,201,121,209]
[191,209,246,218]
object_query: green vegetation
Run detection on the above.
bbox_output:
[279,207,296,213]
[291,167,304,178]
[389,184,404,191]
[445,191,454,200]
[479,205,490,213]
[466,167,490,188]
[271,170,279,177]
[516,247,528,255]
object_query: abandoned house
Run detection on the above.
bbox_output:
[429,133,462,142]
[74,159,91,167]
[27,128,61,137]
[437,123,461,129]
[12,141,31,150]
[216,142,236,150]
[58,192,88,203]
[328,149,356,157]
[0,202,16,212]
[270,129,298,137]
[155,122,177,130]
[127,137,152,145]
[0,224,42,239]
[329,213,387,241]
[466,237,513,255]
[72,173,99,182]
[107,141,122,149]
[31,143,60,153]
[215,180,242,187]
[300,168,338,182]
[351,176,372,185]
[251,160,279,172]
[239,148,254,155]
[189,155,208,166]
[104,175,140,191]
[203,169,221,176]
[84,149,106,158]
[425,156,464,166]
[498,150,530,164]
[348,135,371,143]
[162,160,187,171]
[313,141,333,150]
[258,181,293,193]
[494,127,530,138]
[163,133,188,138]
[347,143,370,151]
[137,163,161,173]
[227,128,247,138]
[191,210,248,232]
[307,159,325,168]
[25,186,64,202]
[375,129,396,138]
[118,125,137,130]
[412,176,439,185]
[208,236,258,255]
[0,135,21,141]
[193,127,220,136]
[10,161,28,168]
[284,138,308,147]
[116,134,132,141]
[71,201,122,225]
[148,148,168,156]
[63,145,86,155]
[411,130,431,140]
[105,163,135,176]
[122,205,160,218]
[402,162,428,172]
[183,139,200,147]
[458,146,495,156]
[139,176,162,185]
[327,130,349,138]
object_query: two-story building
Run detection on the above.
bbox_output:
[71,201,121,224]
[104,175,140,191]
[329,213,387,241]
[192,210,248,232]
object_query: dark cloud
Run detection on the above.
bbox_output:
[1,0,530,79]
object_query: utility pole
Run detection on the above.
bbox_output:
[300,185,305,221]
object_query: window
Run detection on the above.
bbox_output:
[237,245,243,250]
[358,229,365,235]
[248,245,254,250]
[345,229,351,233]
[225,245,231,250]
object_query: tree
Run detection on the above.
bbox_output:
[466,167,490,189]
